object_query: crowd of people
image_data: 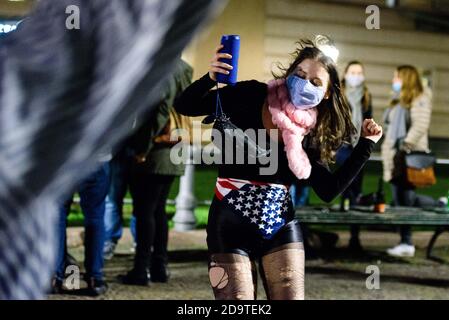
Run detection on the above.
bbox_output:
[348,63,447,257]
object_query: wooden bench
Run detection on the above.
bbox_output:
[295,206,449,261]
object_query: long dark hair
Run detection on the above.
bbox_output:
[341,60,371,112]
[273,39,356,164]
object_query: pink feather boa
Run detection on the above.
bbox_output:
[267,79,318,180]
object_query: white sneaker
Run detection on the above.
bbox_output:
[103,241,117,260]
[438,197,448,207]
[386,244,415,257]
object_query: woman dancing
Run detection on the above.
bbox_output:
[174,39,382,300]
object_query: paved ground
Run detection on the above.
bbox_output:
[48,227,449,300]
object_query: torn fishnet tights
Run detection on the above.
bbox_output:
[208,243,304,300]
[261,243,305,300]
[209,253,257,300]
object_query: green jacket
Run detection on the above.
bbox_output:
[129,59,193,176]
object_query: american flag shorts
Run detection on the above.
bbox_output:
[214,178,292,240]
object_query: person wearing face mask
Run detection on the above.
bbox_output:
[337,61,373,251]
[382,65,433,258]
[174,39,383,300]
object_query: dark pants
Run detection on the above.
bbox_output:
[336,144,365,243]
[391,183,415,245]
[342,170,364,207]
[104,148,136,244]
[344,171,365,243]
[129,168,175,273]
[55,163,110,281]
[391,183,439,245]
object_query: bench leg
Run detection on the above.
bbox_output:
[426,227,447,261]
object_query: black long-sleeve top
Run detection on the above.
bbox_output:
[174,73,375,203]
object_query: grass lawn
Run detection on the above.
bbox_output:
[67,161,449,228]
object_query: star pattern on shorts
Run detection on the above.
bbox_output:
[224,183,290,239]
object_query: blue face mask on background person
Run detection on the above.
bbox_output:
[392,81,402,93]
[286,75,325,109]
[345,74,365,88]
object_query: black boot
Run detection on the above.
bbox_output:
[150,262,170,283]
[118,269,151,286]
[86,277,108,296]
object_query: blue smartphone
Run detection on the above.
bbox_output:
[216,35,240,85]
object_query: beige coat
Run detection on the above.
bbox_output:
[381,89,432,182]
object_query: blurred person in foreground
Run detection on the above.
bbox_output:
[0,0,222,299]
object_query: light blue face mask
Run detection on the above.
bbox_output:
[392,81,402,93]
[345,74,365,88]
[286,75,325,109]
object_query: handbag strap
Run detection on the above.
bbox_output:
[215,82,224,117]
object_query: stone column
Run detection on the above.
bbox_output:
[173,145,197,231]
